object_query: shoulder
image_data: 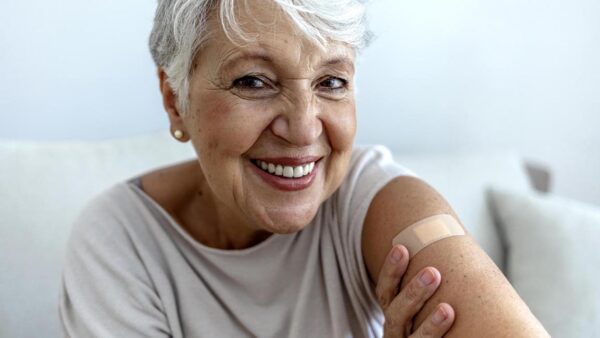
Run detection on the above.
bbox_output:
[67,159,196,251]
[345,145,418,180]
[335,145,419,213]
[64,177,165,291]
[360,176,548,336]
[61,184,170,337]
[361,175,464,286]
[137,159,200,214]
[67,180,144,254]
[66,159,201,258]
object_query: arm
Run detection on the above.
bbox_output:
[362,176,549,337]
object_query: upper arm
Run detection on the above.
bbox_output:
[361,175,549,337]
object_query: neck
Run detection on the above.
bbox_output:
[181,165,273,250]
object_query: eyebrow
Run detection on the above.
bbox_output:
[218,51,355,74]
[322,56,355,73]
[218,52,274,74]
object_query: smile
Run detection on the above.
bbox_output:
[248,157,322,192]
[252,159,315,178]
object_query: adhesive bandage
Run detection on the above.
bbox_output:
[391,214,465,258]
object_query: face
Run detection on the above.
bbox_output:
[174,1,356,234]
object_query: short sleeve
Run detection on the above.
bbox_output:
[58,194,171,338]
[331,145,419,336]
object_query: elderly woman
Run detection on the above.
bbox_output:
[59,0,549,337]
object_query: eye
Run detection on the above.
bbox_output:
[232,75,271,90]
[318,76,347,91]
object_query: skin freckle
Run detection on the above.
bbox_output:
[207,138,219,150]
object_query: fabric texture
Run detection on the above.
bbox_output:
[58,145,418,338]
[487,187,600,338]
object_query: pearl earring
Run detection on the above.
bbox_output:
[174,130,184,139]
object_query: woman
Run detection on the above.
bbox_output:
[59,0,549,337]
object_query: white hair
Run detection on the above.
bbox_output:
[149,0,372,115]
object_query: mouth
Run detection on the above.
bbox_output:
[248,156,323,191]
[250,158,318,178]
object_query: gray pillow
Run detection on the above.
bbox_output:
[487,187,600,338]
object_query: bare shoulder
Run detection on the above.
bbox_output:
[361,175,463,284]
[361,175,549,337]
[138,159,200,214]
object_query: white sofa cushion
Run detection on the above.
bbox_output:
[0,131,195,338]
[487,187,600,338]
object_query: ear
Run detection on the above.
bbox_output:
[158,68,190,142]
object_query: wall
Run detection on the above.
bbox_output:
[354,0,600,206]
[1,0,598,206]
[0,0,163,140]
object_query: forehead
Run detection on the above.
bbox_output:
[197,0,355,74]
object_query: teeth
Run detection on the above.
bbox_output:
[283,166,294,178]
[254,160,316,178]
[293,166,303,178]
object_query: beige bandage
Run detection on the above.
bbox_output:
[392,214,465,258]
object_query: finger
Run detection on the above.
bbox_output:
[409,303,455,338]
[384,267,442,336]
[375,245,409,309]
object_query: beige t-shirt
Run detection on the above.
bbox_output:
[59,145,418,338]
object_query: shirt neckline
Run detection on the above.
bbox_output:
[124,176,285,257]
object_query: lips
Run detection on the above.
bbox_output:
[251,159,315,178]
[248,157,322,191]
[251,156,322,166]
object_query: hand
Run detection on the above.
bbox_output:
[376,244,455,337]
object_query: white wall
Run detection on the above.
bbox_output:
[1,0,599,206]
[354,0,600,206]
[0,0,164,140]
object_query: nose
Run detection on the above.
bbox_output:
[270,89,323,146]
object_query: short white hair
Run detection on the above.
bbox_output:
[149,0,372,115]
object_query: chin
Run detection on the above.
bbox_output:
[254,202,321,234]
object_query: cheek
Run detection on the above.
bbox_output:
[318,99,356,194]
[321,99,357,151]
[191,93,273,156]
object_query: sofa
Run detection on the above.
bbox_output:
[1,131,599,338]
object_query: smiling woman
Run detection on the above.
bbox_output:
[58,1,549,337]
[164,4,359,241]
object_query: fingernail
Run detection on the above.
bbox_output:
[419,269,435,286]
[390,247,402,263]
[432,306,447,325]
